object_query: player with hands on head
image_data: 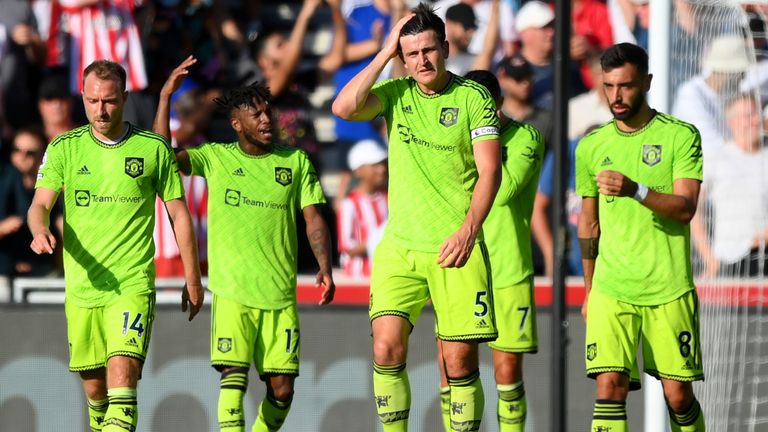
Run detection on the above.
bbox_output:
[333,3,501,431]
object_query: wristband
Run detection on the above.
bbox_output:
[633,184,649,202]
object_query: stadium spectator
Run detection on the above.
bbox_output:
[571,0,614,88]
[609,0,649,49]
[433,0,518,60]
[497,54,553,150]
[444,0,500,75]
[37,69,79,142]
[155,57,335,432]
[0,146,29,285]
[338,139,389,278]
[692,95,768,278]
[9,126,61,277]
[333,4,502,430]
[515,0,586,110]
[576,43,705,432]
[438,69,544,432]
[568,55,612,140]
[28,60,203,432]
[673,34,750,152]
[0,0,46,133]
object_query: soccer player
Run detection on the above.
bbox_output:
[576,43,706,431]
[154,56,335,432]
[333,4,502,431]
[436,70,543,431]
[28,60,204,432]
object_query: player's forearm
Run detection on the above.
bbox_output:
[27,203,52,237]
[332,51,390,120]
[153,90,172,142]
[463,162,501,238]
[639,190,697,224]
[168,203,202,285]
[307,216,333,273]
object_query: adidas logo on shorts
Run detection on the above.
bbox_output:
[126,337,138,348]
[475,319,489,329]
[518,334,530,342]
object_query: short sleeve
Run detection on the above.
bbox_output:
[672,129,704,182]
[371,79,395,118]
[156,144,185,202]
[187,144,211,178]
[35,138,65,193]
[468,88,500,144]
[297,151,327,209]
[575,137,598,197]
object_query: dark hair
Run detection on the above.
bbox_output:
[214,81,272,116]
[83,60,127,92]
[465,70,501,102]
[400,3,446,45]
[600,43,649,76]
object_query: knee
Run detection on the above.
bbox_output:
[595,373,630,400]
[268,379,295,402]
[373,338,406,365]
[493,354,523,384]
[107,357,141,387]
[664,383,694,412]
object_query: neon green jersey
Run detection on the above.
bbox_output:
[372,74,500,252]
[187,143,326,309]
[36,124,184,307]
[575,112,703,305]
[484,120,544,287]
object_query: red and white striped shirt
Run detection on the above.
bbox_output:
[48,0,147,93]
[338,190,388,278]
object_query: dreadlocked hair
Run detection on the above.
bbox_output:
[213,81,272,115]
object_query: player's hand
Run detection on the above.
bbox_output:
[596,170,638,197]
[160,55,197,98]
[437,226,476,268]
[30,230,56,255]
[382,12,415,59]
[182,281,204,321]
[316,270,335,305]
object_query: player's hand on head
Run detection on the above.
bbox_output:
[30,230,56,255]
[383,13,415,59]
[182,281,205,321]
[437,227,476,268]
[316,270,335,305]
[596,170,638,197]
[161,55,197,97]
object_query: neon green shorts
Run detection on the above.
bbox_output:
[210,294,300,377]
[369,236,497,342]
[488,276,538,353]
[585,289,704,383]
[65,292,155,372]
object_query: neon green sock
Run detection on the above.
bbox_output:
[372,362,410,431]
[87,397,108,431]
[591,399,628,432]
[252,394,292,432]
[219,369,248,431]
[103,387,138,432]
[440,386,451,432]
[497,382,526,431]
[448,370,484,431]
[669,399,705,432]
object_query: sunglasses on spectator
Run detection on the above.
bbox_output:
[12,147,41,157]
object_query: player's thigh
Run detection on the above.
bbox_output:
[255,305,300,378]
[585,290,642,379]
[211,294,258,370]
[66,300,107,372]
[104,292,155,364]
[488,276,538,353]
[369,237,430,328]
[641,290,704,382]
[427,241,496,342]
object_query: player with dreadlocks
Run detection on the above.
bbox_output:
[154,56,336,431]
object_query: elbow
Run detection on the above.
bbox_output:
[678,210,696,225]
[331,99,352,120]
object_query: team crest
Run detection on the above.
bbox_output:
[217,337,232,353]
[587,343,597,361]
[439,107,459,128]
[642,145,662,167]
[275,167,292,186]
[125,157,144,178]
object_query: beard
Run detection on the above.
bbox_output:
[611,92,646,121]
[243,128,270,147]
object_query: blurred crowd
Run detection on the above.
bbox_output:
[1,0,768,285]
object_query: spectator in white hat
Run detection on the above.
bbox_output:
[673,34,751,153]
[338,140,389,278]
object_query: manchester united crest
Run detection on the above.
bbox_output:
[439,107,459,128]
[125,157,144,178]
[275,167,292,186]
[642,145,662,167]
